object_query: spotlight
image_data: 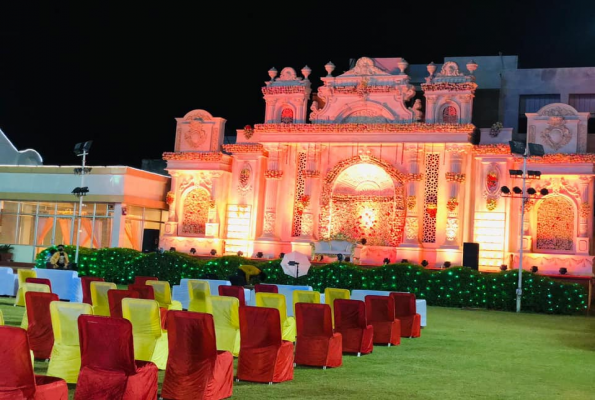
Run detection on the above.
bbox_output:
[189,248,196,255]
[500,186,511,195]
[559,267,567,275]
[509,169,523,178]
[540,188,549,196]
[71,187,89,197]
[256,251,264,258]
[360,238,367,245]
[337,254,344,262]
[512,186,522,194]
[169,247,176,252]
[421,260,429,267]
[401,259,408,263]
[73,140,93,156]
[279,252,285,259]
[383,257,390,265]
[530,266,538,273]
[73,167,93,175]
[210,249,217,256]
[500,264,508,271]
[344,256,351,262]
[527,188,536,195]
[443,261,451,268]
[527,170,541,179]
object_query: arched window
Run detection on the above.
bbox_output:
[536,195,574,251]
[182,188,211,235]
[281,108,294,124]
[441,105,458,124]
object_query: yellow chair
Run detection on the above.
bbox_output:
[20,283,51,329]
[90,281,116,316]
[210,295,240,357]
[292,290,321,315]
[188,280,212,313]
[324,288,350,327]
[255,292,296,342]
[15,269,37,306]
[122,298,168,370]
[146,280,182,310]
[0,309,4,325]
[47,302,93,383]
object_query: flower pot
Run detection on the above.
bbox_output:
[0,252,13,263]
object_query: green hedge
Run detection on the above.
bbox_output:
[36,245,588,315]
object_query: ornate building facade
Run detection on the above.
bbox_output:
[161,57,594,276]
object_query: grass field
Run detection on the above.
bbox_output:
[2,297,594,400]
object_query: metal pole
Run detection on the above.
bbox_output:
[74,151,86,264]
[516,152,528,312]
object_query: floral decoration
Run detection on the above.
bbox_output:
[296,195,311,216]
[264,169,284,179]
[446,197,459,212]
[261,86,306,95]
[406,173,423,181]
[181,188,210,235]
[486,198,498,211]
[407,195,417,211]
[163,152,223,161]
[421,82,478,92]
[486,171,499,193]
[528,153,595,164]
[472,144,510,155]
[222,143,267,155]
[302,170,320,178]
[166,191,175,205]
[489,122,503,137]
[445,172,466,183]
[580,202,591,219]
[255,123,475,134]
[239,167,251,187]
[426,203,437,218]
[536,195,574,251]
[243,125,254,139]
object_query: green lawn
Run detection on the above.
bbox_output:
[2,297,594,400]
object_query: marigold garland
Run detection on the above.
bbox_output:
[255,123,475,134]
[162,152,223,161]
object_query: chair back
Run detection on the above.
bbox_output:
[295,303,333,338]
[25,291,59,358]
[108,289,140,318]
[239,306,281,349]
[50,301,92,346]
[128,283,155,300]
[18,269,37,285]
[146,281,173,307]
[324,287,350,326]
[166,311,217,363]
[211,296,240,331]
[134,276,158,285]
[390,292,417,317]
[292,290,320,315]
[365,295,395,323]
[122,298,162,339]
[188,280,212,313]
[0,309,4,325]
[254,284,278,294]
[334,299,366,330]
[81,277,104,305]
[25,277,52,292]
[78,315,136,374]
[255,292,288,325]
[22,282,51,296]
[218,285,246,307]
[0,326,36,398]
[90,281,117,316]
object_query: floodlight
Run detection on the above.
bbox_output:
[527,188,536,195]
[509,140,526,155]
[500,186,511,194]
[74,167,93,175]
[527,170,541,179]
[528,143,545,157]
[509,169,523,178]
[71,187,89,197]
[540,188,549,196]
[512,186,522,194]
[73,141,93,156]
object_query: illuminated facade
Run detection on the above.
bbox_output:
[162,57,594,276]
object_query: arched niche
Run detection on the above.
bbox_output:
[535,194,575,252]
[181,187,211,235]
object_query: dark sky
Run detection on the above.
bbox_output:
[1,1,594,168]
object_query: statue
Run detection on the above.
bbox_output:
[411,99,424,121]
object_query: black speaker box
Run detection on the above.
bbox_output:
[462,242,479,270]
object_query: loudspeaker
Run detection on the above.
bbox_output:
[142,229,160,253]
[462,242,479,270]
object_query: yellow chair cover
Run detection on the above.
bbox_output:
[47,302,93,383]
[90,281,117,316]
[255,292,296,342]
[20,283,51,329]
[15,269,38,306]
[122,298,168,370]
[0,309,4,325]
[188,280,212,313]
[210,295,240,357]
[292,290,321,315]
[325,288,350,327]
[146,280,182,310]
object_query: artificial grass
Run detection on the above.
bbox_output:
[1,297,594,400]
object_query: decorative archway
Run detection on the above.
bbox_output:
[535,194,575,251]
[181,187,211,235]
[319,155,407,245]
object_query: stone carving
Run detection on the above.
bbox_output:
[541,117,571,151]
[528,125,536,143]
[184,109,213,121]
[342,57,390,76]
[405,217,418,240]
[301,213,314,236]
[184,121,207,148]
[411,99,424,121]
[278,67,298,81]
[343,109,387,124]
[446,218,458,241]
[537,104,578,117]
[237,163,253,197]
[263,212,276,234]
[437,61,463,77]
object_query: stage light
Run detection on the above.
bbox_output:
[512,187,522,194]
[500,186,510,195]
[531,266,538,273]
[337,254,344,262]
[509,140,526,155]
[401,259,408,263]
[509,169,523,178]
[527,188,536,195]
[73,140,93,156]
[189,248,196,255]
[383,257,390,265]
[71,186,89,197]
[528,143,545,157]
[527,170,541,179]
[344,256,351,262]
[540,188,549,196]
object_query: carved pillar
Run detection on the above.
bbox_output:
[576,176,592,255]
[206,172,221,238]
[425,95,436,124]
[443,145,466,247]
[164,171,180,236]
[300,146,320,239]
[459,94,473,123]
[402,145,423,246]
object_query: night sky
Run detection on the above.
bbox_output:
[1,2,594,168]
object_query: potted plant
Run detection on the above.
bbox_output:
[0,244,14,263]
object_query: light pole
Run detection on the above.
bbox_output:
[501,141,546,312]
[72,141,93,266]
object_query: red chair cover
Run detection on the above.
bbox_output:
[218,285,246,307]
[0,326,68,400]
[162,311,233,400]
[334,299,374,355]
[295,303,342,368]
[26,291,59,360]
[26,278,53,293]
[75,315,158,400]
[365,295,400,346]
[133,276,158,286]
[254,284,278,294]
[108,290,140,319]
[237,306,293,383]
[390,292,421,338]
[128,284,155,300]
[81,277,104,305]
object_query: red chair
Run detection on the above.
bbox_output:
[254,284,278,294]
[295,303,342,369]
[108,289,140,319]
[26,277,53,293]
[237,306,294,383]
[25,291,59,360]
[162,311,233,400]
[81,277,104,305]
[128,284,155,300]
[74,315,158,400]
[365,295,400,346]
[390,292,421,338]
[0,326,68,399]
[134,276,158,285]
[334,299,374,356]
[218,285,246,307]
